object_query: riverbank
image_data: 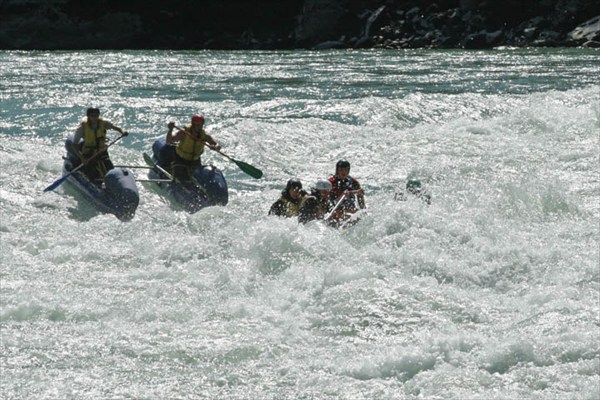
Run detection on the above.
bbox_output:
[1,0,598,50]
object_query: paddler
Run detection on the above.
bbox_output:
[71,107,128,182]
[394,178,431,204]
[327,160,366,225]
[269,178,308,217]
[166,114,221,182]
[298,179,333,224]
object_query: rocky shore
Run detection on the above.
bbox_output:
[1,0,599,50]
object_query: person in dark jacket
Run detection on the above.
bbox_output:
[394,178,431,204]
[269,178,307,217]
[298,180,333,224]
[327,160,365,225]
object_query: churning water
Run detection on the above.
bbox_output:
[1,49,599,399]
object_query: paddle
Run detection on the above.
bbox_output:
[113,164,172,183]
[324,189,365,221]
[135,178,173,183]
[324,193,347,221]
[143,152,200,198]
[113,165,154,169]
[143,152,176,181]
[174,125,263,179]
[43,134,124,192]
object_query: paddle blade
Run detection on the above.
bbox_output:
[143,152,154,167]
[43,173,70,192]
[234,160,263,179]
[143,152,175,181]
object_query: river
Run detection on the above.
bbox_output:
[1,48,599,399]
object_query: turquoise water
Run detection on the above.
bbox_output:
[1,49,599,399]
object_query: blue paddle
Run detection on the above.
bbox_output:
[43,134,124,192]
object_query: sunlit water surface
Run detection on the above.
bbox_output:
[1,49,599,399]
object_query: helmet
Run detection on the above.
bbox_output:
[191,114,205,124]
[286,178,302,191]
[315,180,332,191]
[336,159,350,170]
[298,197,318,223]
[86,107,100,116]
[406,179,422,189]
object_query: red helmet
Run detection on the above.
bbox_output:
[191,114,205,124]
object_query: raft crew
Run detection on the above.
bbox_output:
[71,107,128,182]
[269,178,308,217]
[166,114,221,182]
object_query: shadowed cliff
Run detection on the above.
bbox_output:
[1,0,598,50]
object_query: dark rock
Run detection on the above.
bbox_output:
[568,15,600,41]
[295,0,348,44]
[313,40,347,49]
[0,0,599,50]
[462,32,483,48]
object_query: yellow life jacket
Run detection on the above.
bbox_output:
[280,194,302,217]
[175,125,205,161]
[81,119,107,154]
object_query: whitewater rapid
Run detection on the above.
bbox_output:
[1,49,598,399]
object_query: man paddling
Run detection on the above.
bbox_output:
[327,160,366,225]
[166,114,221,182]
[71,107,128,182]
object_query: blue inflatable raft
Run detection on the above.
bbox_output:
[62,134,139,221]
[144,137,228,213]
